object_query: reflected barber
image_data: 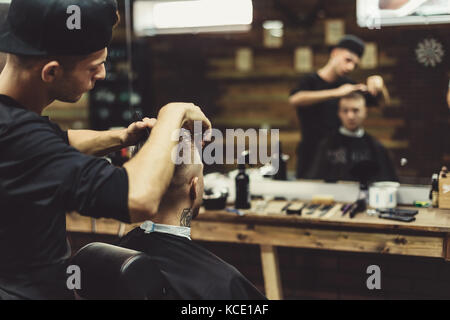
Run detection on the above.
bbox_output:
[289,35,390,179]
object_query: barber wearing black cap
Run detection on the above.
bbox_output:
[289,35,389,179]
[0,0,211,300]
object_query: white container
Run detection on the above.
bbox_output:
[369,181,400,209]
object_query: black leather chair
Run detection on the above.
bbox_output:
[70,242,167,300]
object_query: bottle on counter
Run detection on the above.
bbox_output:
[431,174,439,208]
[235,152,251,209]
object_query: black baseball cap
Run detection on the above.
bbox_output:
[333,35,366,58]
[0,0,118,56]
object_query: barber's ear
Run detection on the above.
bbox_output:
[41,61,62,83]
[189,177,199,202]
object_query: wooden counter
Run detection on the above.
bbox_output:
[66,202,450,300]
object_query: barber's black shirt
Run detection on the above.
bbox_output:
[118,228,267,300]
[0,95,130,300]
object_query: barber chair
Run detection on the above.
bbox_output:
[71,242,167,300]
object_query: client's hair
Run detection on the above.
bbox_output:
[170,137,202,189]
[341,91,366,103]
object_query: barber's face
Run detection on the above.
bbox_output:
[332,49,360,77]
[55,48,108,102]
[339,98,367,132]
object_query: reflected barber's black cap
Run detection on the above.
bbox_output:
[0,0,119,56]
[334,35,366,58]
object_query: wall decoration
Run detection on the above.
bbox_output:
[236,48,253,71]
[360,43,378,69]
[294,47,314,72]
[263,20,284,48]
[325,19,345,45]
[415,38,445,68]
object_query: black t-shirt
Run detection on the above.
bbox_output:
[0,95,130,300]
[118,228,267,300]
[290,73,378,144]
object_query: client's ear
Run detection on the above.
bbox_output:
[189,177,199,203]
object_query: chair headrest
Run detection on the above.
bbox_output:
[71,242,167,300]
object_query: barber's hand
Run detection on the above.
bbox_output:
[160,103,212,140]
[183,104,212,132]
[367,75,384,96]
[122,117,157,147]
[335,83,368,97]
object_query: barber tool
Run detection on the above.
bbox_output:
[342,203,354,216]
[225,208,245,216]
[281,202,292,212]
[286,203,306,215]
[377,208,418,217]
[318,205,334,217]
[341,203,352,214]
[367,208,417,223]
[304,204,321,215]
[378,213,415,223]
[348,199,367,219]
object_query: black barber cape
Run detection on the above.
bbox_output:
[118,227,267,300]
[0,95,130,300]
[306,130,398,182]
[291,73,378,178]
